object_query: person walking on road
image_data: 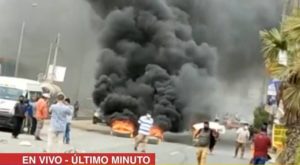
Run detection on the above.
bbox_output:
[47,93,71,153]
[12,96,26,139]
[73,101,79,118]
[209,118,220,154]
[251,126,271,165]
[194,121,219,165]
[63,98,74,144]
[234,123,250,159]
[134,112,154,153]
[35,93,50,141]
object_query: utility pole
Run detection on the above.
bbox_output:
[51,33,61,82]
[261,74,267,106]
[45,42,53,80]
[14,21,25,77]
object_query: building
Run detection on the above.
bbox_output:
[0,57,15,76]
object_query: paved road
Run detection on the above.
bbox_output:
[0,123,271,165]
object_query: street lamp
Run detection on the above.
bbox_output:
[14,21,25,77]
[14,3,38,77]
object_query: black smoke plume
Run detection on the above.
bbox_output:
[89,0,282,132]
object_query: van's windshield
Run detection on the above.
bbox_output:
[0,86,23,101]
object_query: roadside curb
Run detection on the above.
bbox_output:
[44,120,111,134]
[71,120,111,134]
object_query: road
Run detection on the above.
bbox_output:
[0,122,269,165]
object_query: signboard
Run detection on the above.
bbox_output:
[267,79,281,106]
[278,50,288,66]
[47,65,66,82]
[272,124,287,151]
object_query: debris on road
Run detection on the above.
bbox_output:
[0,139,8,144]
[19,141,32,146]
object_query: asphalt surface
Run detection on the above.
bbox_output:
[0,123,273,165]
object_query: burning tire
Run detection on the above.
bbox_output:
[110,119,135,138]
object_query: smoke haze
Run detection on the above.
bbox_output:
[0,0,101,111]
[89,0,282,132]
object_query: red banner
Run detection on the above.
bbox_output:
[0,153,155,165]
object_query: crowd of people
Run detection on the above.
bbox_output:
[11,92,78,152]
[192,121,271,165]
[11,95,272,161]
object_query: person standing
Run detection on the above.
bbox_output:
[47,93,71,153]
[234,123,250,159]
[12,96,26,138]
[134,112,154,153]
[73,101,79,118]
[30,96,38,135]
[35,93,50,141]
[194,121,218,165]
[23,99,33,134]
[252,126,271,165]
[63,98,74,144]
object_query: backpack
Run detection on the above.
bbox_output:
[195,129,211,147]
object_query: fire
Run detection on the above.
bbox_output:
[111,119,135,136]
[150,126,164,139]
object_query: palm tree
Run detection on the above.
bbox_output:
[260,8,300,164]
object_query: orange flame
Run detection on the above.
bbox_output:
[150,126,164,139]
[111,119,135,134]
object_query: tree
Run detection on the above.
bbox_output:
[260,8,300,164]
[253,106,270,130]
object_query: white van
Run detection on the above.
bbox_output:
[0,76,42,128]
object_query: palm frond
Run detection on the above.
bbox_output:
[260,28,287,61]
[265,61,290,80]
[283,8,300,42]
[282,84,300,125]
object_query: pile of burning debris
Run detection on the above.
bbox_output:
[108,115,165,144]
[92,106,166,144]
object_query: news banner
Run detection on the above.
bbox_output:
[0,153,155,165]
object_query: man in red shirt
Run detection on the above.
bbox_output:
[252,126,271,165]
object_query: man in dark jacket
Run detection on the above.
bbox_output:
[12,96,26,138]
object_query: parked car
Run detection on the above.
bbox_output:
[92,108,106,124]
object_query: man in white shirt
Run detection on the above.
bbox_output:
[47,94,71,153]
[134,112,154,153]
[63,98,74,144]
[234,123,250,159]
